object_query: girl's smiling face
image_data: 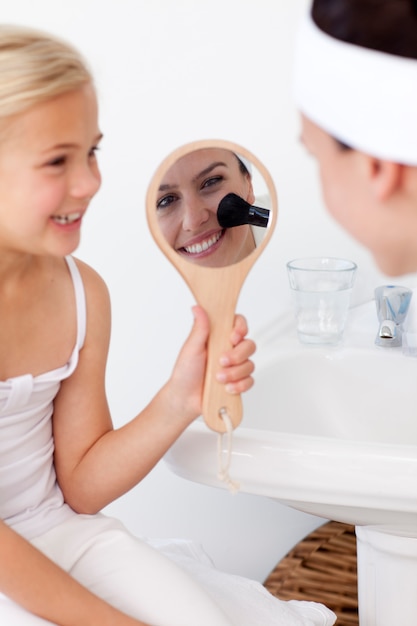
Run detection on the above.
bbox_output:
[156,148,256,267]
[0,83,102,259]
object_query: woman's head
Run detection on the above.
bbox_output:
[294,0,417,275]
[294,1,417,164]
[311,0,417,59]
[156,148,256,268]
[0,24,92,123]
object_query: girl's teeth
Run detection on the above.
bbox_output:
[185,232,222,254]
[53,213,81,225]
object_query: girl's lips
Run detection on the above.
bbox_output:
[50,211,83,231]
[51,212,82,225]
[179,229,224,257]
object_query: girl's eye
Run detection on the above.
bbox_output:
[89,145,100,158]
[157,194,178,210]
[202,175,223,190]
[47,155,67,167]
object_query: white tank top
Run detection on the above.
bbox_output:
[0,256,85,539]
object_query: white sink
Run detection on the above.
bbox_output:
[165,299,417,626]
[167,346,417,528]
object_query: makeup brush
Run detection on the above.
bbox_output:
[217,193,270,228]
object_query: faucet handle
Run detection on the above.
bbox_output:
[375,285,413,347]
[375,285,413,324]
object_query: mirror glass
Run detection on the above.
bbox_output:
[153,146,272,268]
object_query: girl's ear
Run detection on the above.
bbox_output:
[367,157,403,201]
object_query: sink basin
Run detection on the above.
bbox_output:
[167,346,417,527]
[167,344,417,528]
[165,299,417,626]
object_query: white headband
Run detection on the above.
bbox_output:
[293,13,417,165]
[235,153,252,175]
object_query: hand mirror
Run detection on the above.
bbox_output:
[146,139,277,432]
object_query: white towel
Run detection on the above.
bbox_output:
[148,537,337,626]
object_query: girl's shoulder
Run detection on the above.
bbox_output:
[68,256,111,351]
[70,256,110,305]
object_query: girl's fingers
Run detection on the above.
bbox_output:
[216,359,255,385]
[230,314,249,346]
[220,338,256,368]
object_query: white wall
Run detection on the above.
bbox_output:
[4,0,416,582]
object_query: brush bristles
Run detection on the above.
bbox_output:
[217,193,270,228]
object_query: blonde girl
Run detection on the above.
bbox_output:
[0,24,335,626]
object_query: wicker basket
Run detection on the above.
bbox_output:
[263,521,358,626]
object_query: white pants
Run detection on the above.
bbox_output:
[0,514,336,626]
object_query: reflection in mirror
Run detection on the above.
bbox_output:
[155,147,272,268]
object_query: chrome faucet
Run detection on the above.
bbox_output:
[375,285,413,347]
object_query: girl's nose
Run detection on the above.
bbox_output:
[70,161,101,200]
[181,196,211,231]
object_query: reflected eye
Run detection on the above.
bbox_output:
[202,175,223,190]
[157,194,178,210]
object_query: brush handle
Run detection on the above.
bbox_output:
[248,205,270,228]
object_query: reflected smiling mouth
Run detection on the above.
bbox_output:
[182,230,223,255]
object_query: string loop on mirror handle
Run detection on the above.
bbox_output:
[217,407,240,494]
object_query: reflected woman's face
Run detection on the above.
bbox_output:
[156,148,256,267]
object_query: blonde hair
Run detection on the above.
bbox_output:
[0,24,93,119]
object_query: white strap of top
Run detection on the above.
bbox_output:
[65,256,87,350]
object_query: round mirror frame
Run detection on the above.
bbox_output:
[146,139,278,432]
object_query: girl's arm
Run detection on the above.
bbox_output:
[53,260,255,514]
[0,520,149,626]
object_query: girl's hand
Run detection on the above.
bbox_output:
[215,311,255,394]
[169,306,255,423]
